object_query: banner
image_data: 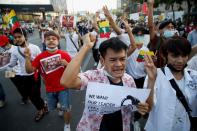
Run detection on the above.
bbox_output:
[85,82,150,115]
[61,15,74,27]
[40,54,63,74]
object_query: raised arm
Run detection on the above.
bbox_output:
[148,0,156,40]
[24,47,36,73]
[144,54,157,110]
[122,20,137,56]
[60,34,96,89]
[103,5,122,35]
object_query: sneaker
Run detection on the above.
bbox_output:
[64,124,71,131]
[43,104,49,114]
[34,110,44,122]
[20,99,31,105]
[0,100,5,108]
[58,110,64,117]
[57,102,61,109]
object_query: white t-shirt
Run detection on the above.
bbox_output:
[117,33,131,47]
[65,32,79,58]
[126,46,148,79]
[9,43,41,76]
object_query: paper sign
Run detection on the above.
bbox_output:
[85,82,150,115]
[61,15,74,27]
[130,13,139,21]
[40,54,63,74]
[0,51,11,70]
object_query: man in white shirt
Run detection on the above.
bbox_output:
[144,36,197,131]
[9,28,47,122]
[64,27,80,58]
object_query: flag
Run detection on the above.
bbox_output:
[136,50,154,62]
[98,20,110,38]
[3,9,20,33]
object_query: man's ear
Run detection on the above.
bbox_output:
[100,56,104,66]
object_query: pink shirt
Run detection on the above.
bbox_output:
[77,69,136,131]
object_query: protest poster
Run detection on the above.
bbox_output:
[0,51,11,70]
[85,82,150,115]
[129,13,140,21]
[40,54,63,74]
[61,15,74,27]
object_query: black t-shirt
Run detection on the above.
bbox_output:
[99,78,123,131]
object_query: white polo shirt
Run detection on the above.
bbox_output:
[144,67,197,131]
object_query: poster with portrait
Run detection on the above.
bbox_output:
[85,82,150,115]
[40,54,63,74]
[0,50,11,70]
[61,15,74,27]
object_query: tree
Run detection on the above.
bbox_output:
[160,0,182,21]
[185,0,195,25]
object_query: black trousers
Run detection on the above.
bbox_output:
[191,117,197,131]
[10,74,44,110]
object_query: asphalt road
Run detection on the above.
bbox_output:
[0,29,95,131]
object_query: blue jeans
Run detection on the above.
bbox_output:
[0,83,5,101]
[46,89,70,111]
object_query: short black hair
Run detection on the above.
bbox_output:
[159,19,176,30]
[13,28,27,39]
[132,26,146,35]
[161,36,191,57]
[99,37,128,58]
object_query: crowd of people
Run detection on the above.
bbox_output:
[0,0,197,131]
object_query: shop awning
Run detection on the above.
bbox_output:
[0,4,54,12]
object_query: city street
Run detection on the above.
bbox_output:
[0,29,95,131]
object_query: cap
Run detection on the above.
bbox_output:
[0,35,9,47]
